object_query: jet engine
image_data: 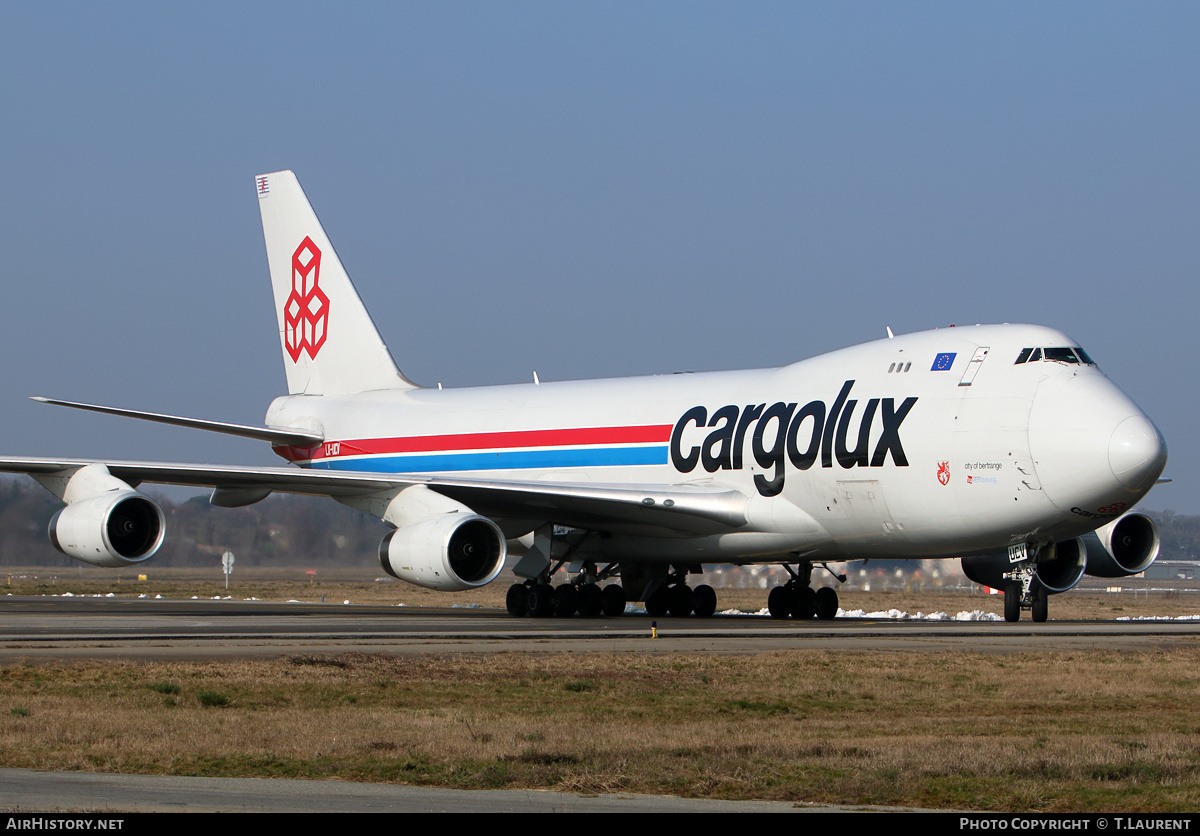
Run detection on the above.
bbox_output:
[49,490,165,568]
[378,513,506,592]
[961,537,1088,595]
[1081,512,1160,578]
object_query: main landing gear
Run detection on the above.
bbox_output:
[643,570,718,619]
[767,561,843,621]
[506,561,719,619]
[506,579,628,618]
[506,557,631,618]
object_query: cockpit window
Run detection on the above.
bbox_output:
[1014,346,1096,365]
[1043,347,1079,364]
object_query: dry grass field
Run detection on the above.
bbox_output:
[1,650,1199,811]
[2,567,1199,811]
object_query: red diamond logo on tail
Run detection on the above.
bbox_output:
[283,236,330,362]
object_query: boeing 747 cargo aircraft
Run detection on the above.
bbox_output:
[0,171,1168,622]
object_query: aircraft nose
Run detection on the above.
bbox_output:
[1108,415,1167,493]
[1027,372,1166,511]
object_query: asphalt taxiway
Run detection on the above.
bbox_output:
[1,595,1198,660]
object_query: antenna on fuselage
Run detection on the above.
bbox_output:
[886,326,894,339]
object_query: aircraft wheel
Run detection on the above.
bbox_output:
[1004,585,1021,622]
[600,584,626,617]
[692,584,717,618]
[814,586,838,620]
[1031,590,1048,623]
[577,583,604,618]
[767,586,790,619]
[527,583,556,618]
[668,584,694,617]
[553,584,578,617]
[793,586,817,620]
[505,583,529,617]
[645,586,670,617]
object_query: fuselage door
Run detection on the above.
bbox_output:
[834,480,904,540]
[958,347,990,387]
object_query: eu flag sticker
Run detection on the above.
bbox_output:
[931,352,957,371]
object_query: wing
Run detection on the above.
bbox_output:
[0,456,748,537]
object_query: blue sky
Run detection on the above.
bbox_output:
[1,2,1196,511]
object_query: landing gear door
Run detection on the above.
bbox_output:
[958,347,989,387]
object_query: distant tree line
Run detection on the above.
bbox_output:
[1145,509,1200,563]
[0,476,1196,570]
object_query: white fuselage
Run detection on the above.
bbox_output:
[265,323,1166,565]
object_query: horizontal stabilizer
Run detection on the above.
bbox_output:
[31,397,323,447]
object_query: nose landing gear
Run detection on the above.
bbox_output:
[1002,545,1050,623]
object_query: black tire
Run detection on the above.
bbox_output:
[505,583,529,617]
[600,584,626,617]
[793,586,817,620]
[577,583,604,618]
[767,586,790,619]
[1004,585,1021,622]
[692,584,717,618]
[527,583,556,618]
[553,584,578,618]
[1031,590,1048,623]
[814,586,838,620]
[645,586,670,617]
[668,584,694,617]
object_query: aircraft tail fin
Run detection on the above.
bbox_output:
[255,170,419,395]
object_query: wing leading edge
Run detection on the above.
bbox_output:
[0,456,747,537]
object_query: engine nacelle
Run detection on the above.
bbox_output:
[961,537,1088,595]
[1082,512,1160,578]
[379,513,506,592]
[49,490,166,568]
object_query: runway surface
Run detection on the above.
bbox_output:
[1,595,1198,660]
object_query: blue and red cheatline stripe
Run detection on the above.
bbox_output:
[273,424,672,473]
